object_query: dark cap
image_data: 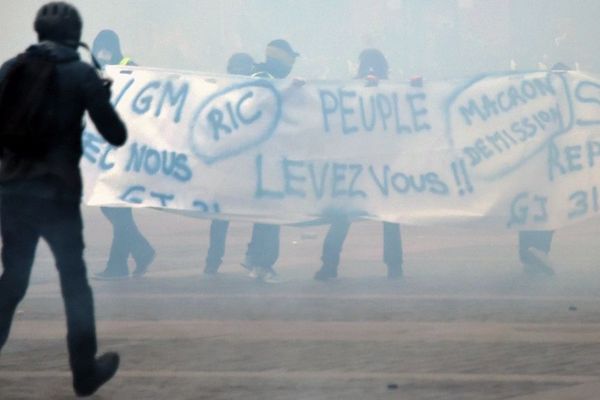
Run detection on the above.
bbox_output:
[551,62,571,71]
[227,52,255,76]
[267,39,299,57]
[356,48,388,79]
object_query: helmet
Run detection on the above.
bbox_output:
[227,53,255,76]
[34,2,82,44]
[357,48,388,79]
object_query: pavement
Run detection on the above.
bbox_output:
[2,208,600,399]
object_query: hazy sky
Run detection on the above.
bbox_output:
[2,1,600,80]
[3,0,369,77]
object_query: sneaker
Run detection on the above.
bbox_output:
[523,247,554,276]
[263,270,282,283]
[255,266,281,283]
[387,266,403,280]
[73,352,120,397]
[241,256,258,271]
[203,265,219,275]
[241,261,259,278]
[314,266,337,281]
[132,248,156,278]
[93,269,129,281]
[240,261,253,272]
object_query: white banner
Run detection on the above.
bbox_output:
[82,66,600,229]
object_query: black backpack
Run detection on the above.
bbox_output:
[0,50,60,155]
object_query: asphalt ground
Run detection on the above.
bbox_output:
[2,208,600,399]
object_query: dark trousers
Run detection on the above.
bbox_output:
[519,230,554,264]
[322,221,403,270]
[0,194,97,373]
[382,222,403,269]
[205,219,229,272]
[100,207,152,273]
[245,223,280,269]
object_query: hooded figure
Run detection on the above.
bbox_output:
[315,49,403,282]
[92,29,124,67]
[91,29,152,281]
[356,48,389,80]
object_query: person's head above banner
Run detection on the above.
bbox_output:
[92,29,124,67]
[263,39,299,79]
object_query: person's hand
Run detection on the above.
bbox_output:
[101,77,113,89]
[100,77,113,98]
[365,74,379,87]
[410,76,423,88]
[292,77,306,87]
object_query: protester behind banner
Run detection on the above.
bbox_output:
[204,52,256,275]
[241,39,300,283]
[92,29,155,280]
[314,48,403,281]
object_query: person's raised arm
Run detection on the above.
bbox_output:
[82,67,127,146]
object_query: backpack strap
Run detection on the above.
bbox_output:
[77,42,103,71]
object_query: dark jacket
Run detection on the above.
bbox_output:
[0,41,127,201]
